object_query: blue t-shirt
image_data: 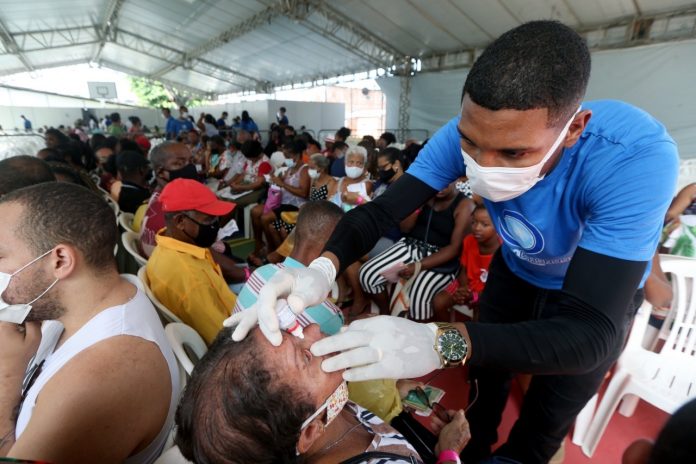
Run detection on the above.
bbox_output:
[407,100,679,289]
[179,118,194,133]
[165,116,180,139]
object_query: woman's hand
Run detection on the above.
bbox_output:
[342,191,361,204]
[452,287,471,305]
[398,263,416,279]
[270,174,284,187]
[434,409,471,455]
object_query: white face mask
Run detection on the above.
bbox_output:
[284,158,296,168]
[345,166,363,179]
[308,168,320,179]
[461,107,580,202]
[301,381,349,431]
[0,248,58,324]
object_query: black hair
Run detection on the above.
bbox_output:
[204,114,216,125]
[209,135,225,148]
[110,112,121,123]
[332,141,348,152]
[379,132,397,145]
[402,142,423,164]
[241,140,263,159]
[0,182,117,270]
[0,156,56,195]
[279,107,286,113]
[117,150,148,175]
[649,398,696,463]
[241,110,250,122]
[104,136,119,150]
[222,111,228,117]
[335,127,351,140]
[45,128,70,146]
[117,138,141,154]
[90,133,107,151]
[295,200,344,246]
[128,116,141,126]
[287,138,307,156]
[56,141,86,168]
[462,20,590,125]
[307,139,321,151]
[378,146,409,171]
[47,161,93,190]
[175,327,314,463]
[162,107,171,114]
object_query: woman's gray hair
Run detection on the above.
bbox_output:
[345,145,367,165]
[310,153,331,171]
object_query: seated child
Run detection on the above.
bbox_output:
[433,205,500,320]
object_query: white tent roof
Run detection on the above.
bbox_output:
[1,0,695,96]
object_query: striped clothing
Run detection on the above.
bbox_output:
[359,238,456,320]
[349,402,423,463]
[232,257,344,335]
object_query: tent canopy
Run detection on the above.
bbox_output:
[1,0,695,97]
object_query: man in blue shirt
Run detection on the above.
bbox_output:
[20,115,32,132]
[162,107,180,140]
[276,106,289,126]
[234,21,680,464]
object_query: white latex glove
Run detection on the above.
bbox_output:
[224,257,336,346]
[310,316,442,382]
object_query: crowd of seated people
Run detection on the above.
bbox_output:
[2,112,694,464]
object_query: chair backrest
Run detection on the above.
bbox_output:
[103,193,120,217]
[122,231,148,267]
[118,212,137,235]
[137,266,184,324]
[165,322,207,376]
[120,272,145,291]
[659,255,696,359]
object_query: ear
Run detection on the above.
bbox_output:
[563,109,592,148]
[296,419,325,455]
[173,213,188,231]
[52,244,77,279]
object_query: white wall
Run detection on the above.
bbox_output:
[378,40,696,159]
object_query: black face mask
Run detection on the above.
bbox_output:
[166,163,198,181]
[379,168,396,182]
[183,215,220,248]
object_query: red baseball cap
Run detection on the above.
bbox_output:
[160,179,235,216]
[135,135,151,153]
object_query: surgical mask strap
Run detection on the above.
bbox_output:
[11,248,54,277]
[27,278,59,305]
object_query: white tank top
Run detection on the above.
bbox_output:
[16,289,181,464]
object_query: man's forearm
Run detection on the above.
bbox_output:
[0,375,22,455]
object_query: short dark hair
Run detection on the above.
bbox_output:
[209,135,225,147]
[117,150,148,175]
[335,127,351,140]
[0,182,117,270]
[175,327,314,463]
[286,138,307,156]
[295,200,343,245]
[379,132,397,145]
[110,112,121,122]
[649,398,696,463]
[307,139,321,151]
[279,106,286,113]
[462,20,590,125]
[240,140,263,158]
[378,146,409,170]
[332,141,348,152]
[0,156,56,195]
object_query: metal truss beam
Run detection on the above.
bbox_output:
[0,58,87,77]
[148,5,280,84]
[295,0,406,69]
[91,0,126,62]
[0,16,33,70]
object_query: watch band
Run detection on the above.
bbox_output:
[436,449,461,464]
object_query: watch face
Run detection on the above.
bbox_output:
[439,330,466,362]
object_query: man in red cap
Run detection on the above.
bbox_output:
[146,178,237,344]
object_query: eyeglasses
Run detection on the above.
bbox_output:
[183,214,219,227]
[414,379,479,422]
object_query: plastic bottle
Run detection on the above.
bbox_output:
[276,299,304,339]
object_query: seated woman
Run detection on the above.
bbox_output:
[250,139,310,256]
[175,324,471,464]
[359,182,473,321]
[308,153,338,202]
[218,140,272,209]
[333,146,373,212]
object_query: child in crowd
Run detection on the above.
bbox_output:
[433,204,500,321]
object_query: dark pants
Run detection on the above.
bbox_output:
[461,251,640,464]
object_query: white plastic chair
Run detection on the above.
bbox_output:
[165,322,207,377]
[581,255,696,457]
[122,231,148,267]
[120,273,144,291]
[118,212,137,235]
[137,266,184,324]
[103,193,120,217]
[154,445,192,464]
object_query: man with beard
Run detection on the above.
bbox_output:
[0,182,179,463]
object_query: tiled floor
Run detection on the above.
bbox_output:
[419,366,669,463]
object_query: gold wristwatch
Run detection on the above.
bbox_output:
[431,322,468,368]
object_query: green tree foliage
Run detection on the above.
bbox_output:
[128,77,204,108]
